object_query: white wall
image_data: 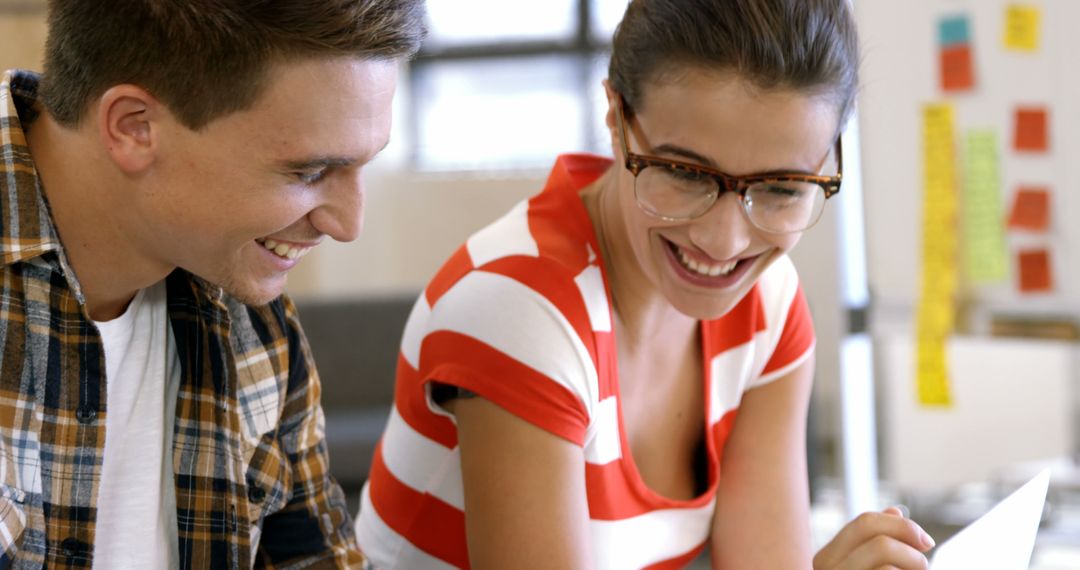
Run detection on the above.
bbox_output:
[855,0,1080,486]
[0,9,47,72]
[856,0,1080,319]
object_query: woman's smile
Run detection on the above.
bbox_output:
[661,235,761,289]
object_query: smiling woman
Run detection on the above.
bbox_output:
[355,1,935,570]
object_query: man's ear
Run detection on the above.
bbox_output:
[96,85,164,175]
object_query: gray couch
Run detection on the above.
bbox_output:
[295,293,419,492]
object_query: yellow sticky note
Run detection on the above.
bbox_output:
[1004,4,1041,52]
[962,130,1008,284]
[916,337,952,406]
[916,103,958,407]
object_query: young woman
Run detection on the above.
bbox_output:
[357,1,935,568]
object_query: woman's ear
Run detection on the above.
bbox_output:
[602,79,619,138]
[95,84,164,175]
[602,79,623,157]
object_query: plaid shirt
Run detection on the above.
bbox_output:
[0,70,362,569]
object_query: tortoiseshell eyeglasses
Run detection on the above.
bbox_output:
[615,94,842,234]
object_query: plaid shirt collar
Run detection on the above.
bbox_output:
[1,70,64,264]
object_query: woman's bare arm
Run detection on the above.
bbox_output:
[450,396,594,570]
[708,357,933,570]
[710,357,816,569]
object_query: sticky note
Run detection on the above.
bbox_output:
[962,130,1007,283]
[916,103,958,407]
[938,15,975,92]
[1003,4,1041,52]
[1013,107,1048,152]
[1017,249,1052,293]
[939,15,971,46]
[916,336,952,406]
[941,45,975,92]
[1007,186,1050,231]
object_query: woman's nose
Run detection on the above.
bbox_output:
[687,192,754,260]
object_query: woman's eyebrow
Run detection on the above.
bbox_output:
[652,143,717,168]
[653,142,832,176]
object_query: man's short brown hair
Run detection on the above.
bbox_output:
[40,0,427,129]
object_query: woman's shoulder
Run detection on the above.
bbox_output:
[457,153,606,278]
[429,192,599,297]
[410,195,608,372]
[401,197,607,422]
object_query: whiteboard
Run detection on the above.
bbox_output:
[855,0,1080,318]
[878,334,1074,490]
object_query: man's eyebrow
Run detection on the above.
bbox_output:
[279,139,392,171]
[280,156,358,171]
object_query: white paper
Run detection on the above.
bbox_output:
[931,469,1050,569]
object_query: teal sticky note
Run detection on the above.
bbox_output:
[939,15,970,47]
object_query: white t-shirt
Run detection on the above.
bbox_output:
[92,280,181,569]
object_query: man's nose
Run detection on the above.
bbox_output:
[310,171,365,243]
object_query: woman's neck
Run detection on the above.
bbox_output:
[579,168,696,350]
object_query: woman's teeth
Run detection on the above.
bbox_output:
[259,239,312,261]
[677,247,738,277]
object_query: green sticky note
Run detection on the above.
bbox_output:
[962,130,1008,284]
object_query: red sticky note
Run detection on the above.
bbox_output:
[1013,107,1049,151]
[940,45,975,92]
[1007,186,1050,231]
[1017,249,1053,293]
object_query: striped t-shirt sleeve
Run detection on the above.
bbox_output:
[753,257,817,388]
[414,267,595,446]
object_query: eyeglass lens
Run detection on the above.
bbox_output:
[633,166,828,233]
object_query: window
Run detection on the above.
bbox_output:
[409,0,630,172]
[425,0,578,48]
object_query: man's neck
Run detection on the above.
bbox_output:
[25,112,172,321]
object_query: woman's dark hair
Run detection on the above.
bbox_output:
[609,0,859,124]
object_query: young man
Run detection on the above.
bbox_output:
[0,1,425,567]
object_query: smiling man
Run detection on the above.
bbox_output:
[0,1,424,568]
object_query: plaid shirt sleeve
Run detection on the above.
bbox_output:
[248,295,364,569]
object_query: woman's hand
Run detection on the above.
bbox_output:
[812,507,936,570]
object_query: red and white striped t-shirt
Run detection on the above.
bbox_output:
[357,154,815,570]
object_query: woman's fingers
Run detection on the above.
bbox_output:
[814,508,936,570]
[882,506,905,518]
[843,509,934,552]
[841,533,930,570]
